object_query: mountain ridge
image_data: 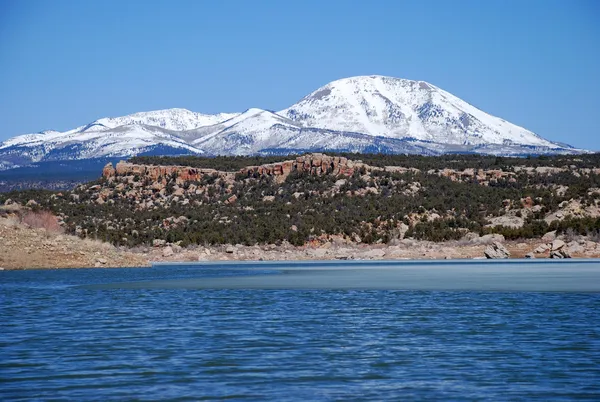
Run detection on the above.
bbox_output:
[0,76,584,169]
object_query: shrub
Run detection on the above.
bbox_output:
[21,210,64,233]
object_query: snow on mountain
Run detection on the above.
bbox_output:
[86,108,239,132]
[0,76,582,169]
[189,108,303,155]
[279,75,555,147]
[0,121,205,166]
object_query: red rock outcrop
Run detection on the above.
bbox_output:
[103,154,369,185]
[240,153,365,182]
[103,162,230,184]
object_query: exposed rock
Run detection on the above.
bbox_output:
[525,252,535,259]
[463,232,480,242]
[162,246,174,257]
[96,258,107,265]
[551,239,565,251]
[225,245,235,254]
[240,154,364,182]
[484,242,511,259]
[542,231,557,242]
[334,248,352,260]
[550,249,571,259]
[397,223,409,239]
[567,243,584,255]
[152,239,166,247]
[534,244,549,254]
[103,163,116,178]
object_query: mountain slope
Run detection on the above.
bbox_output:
[0,108,241,166]
[87,108,239,132]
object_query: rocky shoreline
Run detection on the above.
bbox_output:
[2,215,599,270]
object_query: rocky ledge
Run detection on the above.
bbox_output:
[103,153,368,184]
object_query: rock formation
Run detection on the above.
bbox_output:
[484,241,511,259]
[239,154,364,182]
[103,153,368,185]
[103,161,230,184]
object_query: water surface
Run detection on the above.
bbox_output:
[2,260,600,400]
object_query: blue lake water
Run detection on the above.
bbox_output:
[2,260,600,400]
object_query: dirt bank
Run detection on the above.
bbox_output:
[0,216,149,269]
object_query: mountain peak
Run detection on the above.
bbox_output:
[280,75,554,147]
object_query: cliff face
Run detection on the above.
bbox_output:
[103,153,367,184]
[240,154,363,181]
[103,161,231,184]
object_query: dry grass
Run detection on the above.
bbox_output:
[20,210,64,234]
[81,237,114,250]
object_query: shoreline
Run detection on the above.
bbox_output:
[2,215,599,271]
[2,231,599,271]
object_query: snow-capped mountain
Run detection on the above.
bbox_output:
[0,76,583,169]
[280,76,555,147]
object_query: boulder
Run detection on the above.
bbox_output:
[225,245,235,254]
[551,239,565,251]
[550,249,571,259]
[162,246,174,257]
[152,239,166,247]
[534,244,549,254]
[463,232,481,242]
[525,252,535,259]
[484,242,511,259]
[542,231,557,242]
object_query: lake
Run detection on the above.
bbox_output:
[2,260,600,400]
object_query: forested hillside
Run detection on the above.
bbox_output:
[2,153,600,248]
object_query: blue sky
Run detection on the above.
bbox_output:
[1,0,598,149]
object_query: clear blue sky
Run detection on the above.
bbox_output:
[1,0,598,149]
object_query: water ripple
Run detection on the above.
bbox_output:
[1,264,600,400]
